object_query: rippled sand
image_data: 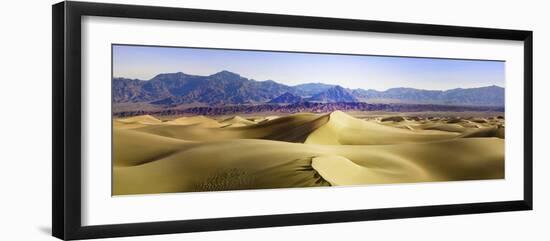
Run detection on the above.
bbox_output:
[112,111,504,195]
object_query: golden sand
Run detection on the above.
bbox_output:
[113,111,504,195]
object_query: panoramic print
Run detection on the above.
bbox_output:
[112,44,505,195]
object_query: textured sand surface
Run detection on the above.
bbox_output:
[113,111,504,195]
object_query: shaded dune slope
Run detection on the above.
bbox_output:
[459,126,505,139]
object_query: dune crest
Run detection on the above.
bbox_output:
[118,114,161,124]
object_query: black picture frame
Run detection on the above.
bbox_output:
[52,1,533,240]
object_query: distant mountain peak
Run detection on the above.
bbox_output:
[210,70,241,79]
[216,70,234,74]
[294,82,332,86]
[152,72,190,80]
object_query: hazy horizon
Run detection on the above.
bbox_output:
[113,44,505,91]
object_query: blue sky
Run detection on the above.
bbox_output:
[113,44,505,91]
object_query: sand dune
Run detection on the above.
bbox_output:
[220,116,257,128]
[166,115,223,128]
[113,111,505,195]
[114,115,163,129]
[411,123,467,133]
[113,129,503,194]
[118,114,161,123]
[113,129,192,167]
[380,116,406,122]
[305,111,459,145]
[134,113,329,143]
[459,126,505,139]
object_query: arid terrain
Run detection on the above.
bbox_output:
[113,111,505,195]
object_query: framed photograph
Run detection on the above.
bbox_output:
[52,1,533,240]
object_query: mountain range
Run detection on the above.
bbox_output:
[113,70,504,107]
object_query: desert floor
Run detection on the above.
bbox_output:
[112,111,505,195]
